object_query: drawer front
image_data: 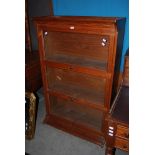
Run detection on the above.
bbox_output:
[115,137,129,151]
[116,125,129,139]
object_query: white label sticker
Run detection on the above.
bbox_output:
[109,130,114,133]
[102,38,107,42]
[109,126,114,130]
[108,133,113,136]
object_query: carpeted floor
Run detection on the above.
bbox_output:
[25,88,128,155]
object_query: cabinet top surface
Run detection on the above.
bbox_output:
[33,16,125,24]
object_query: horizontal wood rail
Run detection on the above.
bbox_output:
[44,60,111,79]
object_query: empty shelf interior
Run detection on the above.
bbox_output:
[47,54,107,70]
[50,96,103,130]
[51,83,104,105]
[44,31,109,70]
[46,67,105,105]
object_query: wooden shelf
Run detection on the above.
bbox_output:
[46,54,107,71]
[49,90,105,111]
[50,96,103,131]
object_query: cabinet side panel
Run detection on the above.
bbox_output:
[111,19,126,105]
[36,26,51,114]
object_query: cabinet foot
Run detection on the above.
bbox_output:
[105,146,116,155]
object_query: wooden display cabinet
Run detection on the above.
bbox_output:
[34,16,126,145]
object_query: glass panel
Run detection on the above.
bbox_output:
[44,31,109,70]
[46,67,105,105]
[50,95,103,131]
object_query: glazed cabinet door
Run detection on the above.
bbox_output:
[43,31,110,71]
[49,95,104,131]
[46,67,106,107]
[38,29,114,133]
[46,66,107,132]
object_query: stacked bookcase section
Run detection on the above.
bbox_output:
[34,16,125,145]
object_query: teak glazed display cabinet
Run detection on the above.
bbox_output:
[34,16,126,146]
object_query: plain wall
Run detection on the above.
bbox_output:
[52,0,129,71]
